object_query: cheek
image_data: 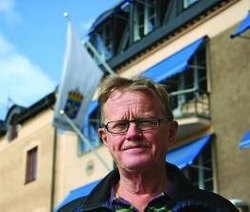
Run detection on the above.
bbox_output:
[106,134,124,151]
[145,130,169,149]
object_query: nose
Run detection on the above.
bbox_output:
[125,122,142,140]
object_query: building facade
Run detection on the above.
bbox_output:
[85,0,250,209]
[0,94,112,211]
[0,0,250,211]
[0,95,56,211]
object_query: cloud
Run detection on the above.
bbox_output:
[0,32,56,119]
[0,0,21,25]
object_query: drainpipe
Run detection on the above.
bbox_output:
[50,127,58,212]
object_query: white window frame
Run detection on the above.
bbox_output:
[133,0,157,41]
[183,142,214,191]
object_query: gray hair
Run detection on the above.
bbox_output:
[98,75,173,123]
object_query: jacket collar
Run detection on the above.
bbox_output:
[80,163,195,210]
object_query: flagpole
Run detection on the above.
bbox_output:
[60,110,111,171]
[85,41,116,75]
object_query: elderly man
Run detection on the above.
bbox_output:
[61,75,237,211]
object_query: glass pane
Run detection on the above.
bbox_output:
[184,0,199,9]
[181,143,213,191]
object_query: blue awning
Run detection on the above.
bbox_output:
[166,134,212,169]
[231,11,250,38]
[142,37,205,82]
[239,130,250,149]
[55,180,100,211]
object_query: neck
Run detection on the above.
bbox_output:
[116,165,167,211]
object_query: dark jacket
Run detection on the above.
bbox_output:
[58,163,238,212]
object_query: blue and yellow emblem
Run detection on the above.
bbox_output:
[63,89,84,119]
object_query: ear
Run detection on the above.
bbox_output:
[98,128,109,147]
[167,121,178,147]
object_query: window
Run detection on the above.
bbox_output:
[79,110,102,154]
[183,0,199,9]
[117,24,130,53]
[133,0,157,41]
[7,114,19,141]
[7,123,18,141]
[145,0,157,33]
[103,23,113,59]
[92,22,113,63]
[166,43,209,118]
[183,143,214,191]
[25,147,38,183]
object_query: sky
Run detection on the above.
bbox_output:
[0,0,119,120]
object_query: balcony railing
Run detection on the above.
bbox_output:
[170,88,210,119]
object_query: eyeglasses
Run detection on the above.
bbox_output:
[104,118,172,134]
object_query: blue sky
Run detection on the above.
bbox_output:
[0,0,118,120]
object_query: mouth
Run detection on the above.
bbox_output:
[121,143,150,151]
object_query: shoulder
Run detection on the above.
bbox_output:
[57,197,87,212]
[190,188,238,211]
[165,163,238,211]
[57,168,120,211]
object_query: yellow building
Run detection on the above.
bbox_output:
[0,94,112,211]
[84,0,250,208]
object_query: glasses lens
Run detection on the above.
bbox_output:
[137,119,159,131]
[106,120,128,133]
[105,118,167,134]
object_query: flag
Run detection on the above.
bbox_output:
[53,21,103,131]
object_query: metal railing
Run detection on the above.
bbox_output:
[170,88,210,119]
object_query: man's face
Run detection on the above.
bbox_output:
[98,89,177,172]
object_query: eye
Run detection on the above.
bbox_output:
[138,119,158,128]
[111,120,128,130]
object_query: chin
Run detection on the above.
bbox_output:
[122,158,153,170]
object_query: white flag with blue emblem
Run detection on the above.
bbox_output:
[53,21,103,131]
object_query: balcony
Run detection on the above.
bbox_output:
[170,88,211,139]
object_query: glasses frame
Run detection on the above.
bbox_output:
[104,118,172,134]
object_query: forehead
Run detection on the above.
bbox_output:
[103,89,164,119]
